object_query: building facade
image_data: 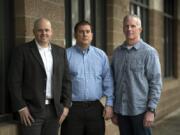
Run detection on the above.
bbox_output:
[0,0,180,134]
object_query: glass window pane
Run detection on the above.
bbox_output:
[71,0,79,45]
[130,1,149,42]
[65,0,106,50]
[163,0,175,78]
[164,17,174,77]
[0,0,14,115]
[0,0,6,114]
[130,4,135,14]
[84,0,91,22]
[95,0,106,50]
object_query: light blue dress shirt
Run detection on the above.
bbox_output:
[66,45,114,106]
[111,39,162,115]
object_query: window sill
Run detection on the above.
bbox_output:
[0,114,13,123]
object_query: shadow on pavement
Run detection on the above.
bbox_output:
[153,108,180,135]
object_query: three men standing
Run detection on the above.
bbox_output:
[8,15,162,135]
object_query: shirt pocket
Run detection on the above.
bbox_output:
[130,60,144,72]
[87,60,102,76]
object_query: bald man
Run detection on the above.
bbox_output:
[8,17,71,135]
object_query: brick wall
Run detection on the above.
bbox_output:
[106,0,129,56]
[148,3,180,123]
[0,123,18,135]
[149,10,164,73]
[1,0,180,135]
[14,0,65,47]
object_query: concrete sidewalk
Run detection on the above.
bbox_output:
[152,108,180,135]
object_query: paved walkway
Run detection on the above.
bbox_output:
[152,108,180,135]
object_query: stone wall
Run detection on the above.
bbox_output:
[0,123,18,135]
[14,0,65,47]
[106,0,129,56]
[1,0,180,135]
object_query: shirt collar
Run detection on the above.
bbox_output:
[122,39,143,50]
[75,44,91,54]
[35,40,52,51]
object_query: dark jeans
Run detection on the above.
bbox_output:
[117,112,152,135]
[61,100,105,135]
[20,104,60,135]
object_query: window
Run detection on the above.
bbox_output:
[164,0,177,78]
[0,0,14,121]
[65,0,107,51]
[130,0,149,42]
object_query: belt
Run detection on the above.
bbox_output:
[72,100,99,105]
[45,99,54,105]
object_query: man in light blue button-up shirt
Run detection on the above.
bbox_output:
[111,15,162,135]
[61,20,114,135]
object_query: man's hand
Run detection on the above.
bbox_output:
[59,107,69,124]
[111,113,118,125]
[19,107,34,126]
[143,111,155,128]
[103,106,113,120]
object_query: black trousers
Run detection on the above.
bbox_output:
[117,112,152,135]
[20,104,60,135]
[61,100,105,135]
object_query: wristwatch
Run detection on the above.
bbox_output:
[147,107,156,113]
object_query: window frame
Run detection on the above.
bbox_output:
[64,0,107,51]
[130,0,149,42]
[163,0,178,78]
[0,0,15,121]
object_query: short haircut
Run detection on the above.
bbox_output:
[33,17,51,30]
[74,20,93,33]
[123,14,142,28]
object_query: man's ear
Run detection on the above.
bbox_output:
[91,32,93,39]
[139,27,143,33]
